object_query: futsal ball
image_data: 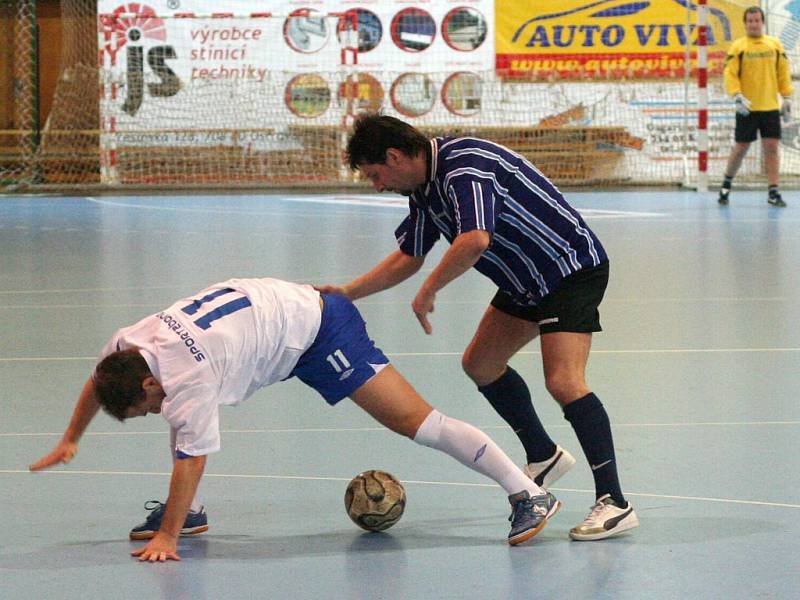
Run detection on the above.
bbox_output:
[344,470,406,532]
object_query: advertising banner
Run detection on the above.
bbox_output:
[97,0,494,134]
[496,0,751,80]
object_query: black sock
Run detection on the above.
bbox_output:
[563,393,625,505]
[769,185,780,197]
[478,367,556,463]
[722,174,733,190]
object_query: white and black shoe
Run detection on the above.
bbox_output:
[523,445,576,489]
[768,193,787,207]
[718,188,730,205]
[569,494,639,541]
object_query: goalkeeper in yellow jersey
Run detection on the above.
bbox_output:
[719,6,793,207]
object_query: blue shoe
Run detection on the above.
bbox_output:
[507,490,560,546]
[129,500,209,540]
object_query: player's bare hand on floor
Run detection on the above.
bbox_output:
[131,533,181,562]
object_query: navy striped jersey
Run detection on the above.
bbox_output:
[395,137,608,306]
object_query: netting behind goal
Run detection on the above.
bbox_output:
[2,1,799,191]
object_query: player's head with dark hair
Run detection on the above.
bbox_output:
[346,113,429,170]
[93,349,155,421]
[743,6,765,36]
[744,6,765,23]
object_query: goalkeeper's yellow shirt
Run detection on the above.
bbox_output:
[724,34,793,111]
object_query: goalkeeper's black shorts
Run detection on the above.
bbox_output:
[735,110,781,143]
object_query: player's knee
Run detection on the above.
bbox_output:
[383,403,432,439]
[461,351,501,386]
[544,371,587,404]
[461,351,480,380]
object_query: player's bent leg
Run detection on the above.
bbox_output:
[464,306,559,466]
[411,409,560,545]
[462,306,538,385]
[540,333,636,537]
[349,365,432,438]
[350,368,560,544]
[540,331,592,406]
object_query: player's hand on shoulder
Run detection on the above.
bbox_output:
[314,284,348,298]
[29,439,78,471]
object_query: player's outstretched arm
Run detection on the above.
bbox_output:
[29,376,101,471]
[131,454,207,562]
[317,249,425,300]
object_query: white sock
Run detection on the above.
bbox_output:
[171,427,203,513]
[413,409,543,497]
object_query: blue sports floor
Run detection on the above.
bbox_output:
[1,190,798,599]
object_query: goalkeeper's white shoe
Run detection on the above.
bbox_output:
[569,494,639,541]
[523,445,576,489]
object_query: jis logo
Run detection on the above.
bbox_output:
[99,3,181,116]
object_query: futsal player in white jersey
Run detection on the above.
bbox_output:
[30,277,560,562]
[320,114,639,541]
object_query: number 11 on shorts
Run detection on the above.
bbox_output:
[325,349,351,373]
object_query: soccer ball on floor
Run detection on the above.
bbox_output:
[344,470,406,532]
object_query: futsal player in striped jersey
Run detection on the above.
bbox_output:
[29,277,560,562]
[319,114,639,540]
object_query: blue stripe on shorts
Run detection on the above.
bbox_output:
[289,293,389,405]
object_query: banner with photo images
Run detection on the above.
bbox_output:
[97,0,495,143]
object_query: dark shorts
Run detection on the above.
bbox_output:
[735,110,781,143]
[289,294,389,405]
[490,262,609,335]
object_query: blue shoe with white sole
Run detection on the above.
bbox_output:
[129,500,209,540]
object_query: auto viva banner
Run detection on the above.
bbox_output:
[495,0,752,80]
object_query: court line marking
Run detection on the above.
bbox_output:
[0,285,194,295]
[2,420,799,438]
[84,196,403,220]
[4,194,798,224]
[2,469,798,510]
[83,196,673,221]
[1,296,795,308]
[0,304,167,309]
[0,271,440,296]
[281,196,669,218]
[2,347,800,363]
[384,348,800,356]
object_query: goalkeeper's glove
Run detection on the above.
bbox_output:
[781,97,792,123]
[734,93,752,116]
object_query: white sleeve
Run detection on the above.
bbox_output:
[97,331,124,362]
[162,383,221,457]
